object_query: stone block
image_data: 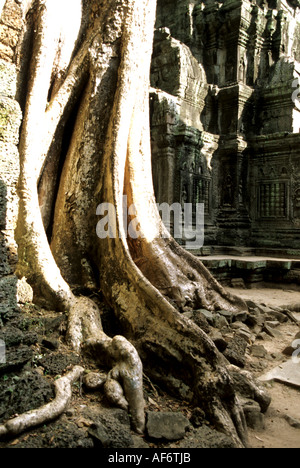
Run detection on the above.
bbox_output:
[263,324,282,338]
[231,278,246,289]
[250,344,268,358]
[233,310,248,323]
[0,95,22,144]
[196,309,214,325]
[264,310,288,323]
[16,277,33,304]
[209,330,228,352]
[146,411,190,441]
[0,59,17,98]
[242,399,265,431]
[0,41,13,60]
[0,0,23,30]
[223,335,247,368]
[213,313,229,329]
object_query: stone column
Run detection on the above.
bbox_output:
[0,1,24,324]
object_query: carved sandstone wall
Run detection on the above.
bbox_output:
[151,0,300,251]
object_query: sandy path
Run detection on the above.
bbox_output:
[226,287,300,311]
[226,286,300,448]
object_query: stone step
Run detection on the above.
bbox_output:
[192,251,300,286]
[189,245,300,260]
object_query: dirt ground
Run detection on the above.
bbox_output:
[227,286,300,449]
[226,286,300,311]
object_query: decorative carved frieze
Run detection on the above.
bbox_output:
[151,0,300,249]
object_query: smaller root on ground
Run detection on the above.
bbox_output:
[67,296,146,434]
[0,366,84,439]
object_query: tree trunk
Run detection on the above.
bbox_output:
[11,0,260,447]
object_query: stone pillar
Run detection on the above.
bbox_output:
[0,0,23,324]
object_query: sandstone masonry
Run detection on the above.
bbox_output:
[151,0,300,253]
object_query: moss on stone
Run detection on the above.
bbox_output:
[0,97,21,143]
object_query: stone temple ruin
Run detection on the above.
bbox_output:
[150,0,300,264]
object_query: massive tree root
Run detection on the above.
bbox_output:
[6,0,269,447]
[67,296,145,434]
[14,0,147,436]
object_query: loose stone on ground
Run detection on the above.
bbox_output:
[146,411,191,441]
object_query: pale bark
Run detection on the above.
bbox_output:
[0,0,5,18]
[14,0,147,435]
[0,366,85,437]
[16,0,89,308]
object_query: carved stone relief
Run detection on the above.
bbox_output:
[151,0,300,249]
